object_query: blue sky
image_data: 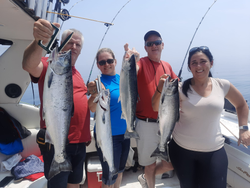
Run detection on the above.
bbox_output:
[60,0,250,83]
[20,0,250,105]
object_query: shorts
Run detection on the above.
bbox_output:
[41,143,86,188]
[135,118,160,166]
[94,133,130,185]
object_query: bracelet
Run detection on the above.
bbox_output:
[157,87,161,94]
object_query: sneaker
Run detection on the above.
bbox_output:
[161,170,174,179]
[138,174,148,188]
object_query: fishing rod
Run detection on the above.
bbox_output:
[47,11,114,26]
[220,121,248,148]
[177,0,217,81]
[86,0,131,86]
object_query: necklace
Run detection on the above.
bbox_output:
[149,58,166,87]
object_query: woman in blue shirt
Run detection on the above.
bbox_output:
[88,48,130,188]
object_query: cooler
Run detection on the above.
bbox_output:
[87,156,103,188]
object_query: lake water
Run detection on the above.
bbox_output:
[21,66,250,108]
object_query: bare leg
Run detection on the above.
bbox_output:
[67,183,79,188]
[155,160,173,175]
[102,183,113,188]
[144,162,156,188]
[114,173,123,188]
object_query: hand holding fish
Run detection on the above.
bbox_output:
[157,74,171,93]
[152,74,171,111]
[124,43,140,63]
[87,81,99,96]
[238,130,250,147]
[33,19,60,44]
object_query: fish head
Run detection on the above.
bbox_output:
[99,89,110,111]
[164,78,178,96]
[48,47,72,75]
[122,54,136,72]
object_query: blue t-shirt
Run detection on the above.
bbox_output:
[100,74,127,136]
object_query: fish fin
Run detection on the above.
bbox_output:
[124,130,140,139]
[121,113,125,120]
[96,140,101,148]
[103,155,107,163]
[157,130,161,136]
[48,158,72,180]
[109,168,118,182]
[150,146,169,162]
[48,72,53,88]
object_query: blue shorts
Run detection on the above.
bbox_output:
[41,143,86,188]
[94,133,130,185]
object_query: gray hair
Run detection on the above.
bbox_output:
[96,48,116,62]
[61,29,84,48]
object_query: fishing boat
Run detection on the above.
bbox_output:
[0,0,249,188]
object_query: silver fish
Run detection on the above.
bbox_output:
[151,77,179,161]
[119,54,139,139]
[43,47,73,179]
[94,88,116,180]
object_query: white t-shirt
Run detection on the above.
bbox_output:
[172,78,231,152]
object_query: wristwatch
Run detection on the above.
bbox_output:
[239,125,249,131]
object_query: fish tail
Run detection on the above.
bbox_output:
[124,130,139,139]
[48,158,72,180]
[108,168,118,182]
[150,147,169,162]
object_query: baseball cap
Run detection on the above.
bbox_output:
[144,30,162,42]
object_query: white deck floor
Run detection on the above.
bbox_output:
[81,169,180,188]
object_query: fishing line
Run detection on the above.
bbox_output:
[220,121,248,148]
[48,11,114,26]
[60,0,85,29]
[177,0,217,81]
[86,0,131,85]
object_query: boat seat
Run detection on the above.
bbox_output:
[0,129,47,188]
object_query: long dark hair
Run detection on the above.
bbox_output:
[182,47,213,97]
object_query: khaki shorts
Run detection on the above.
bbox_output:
[135,118,160,166]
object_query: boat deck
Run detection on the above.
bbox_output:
[81,168,180,188]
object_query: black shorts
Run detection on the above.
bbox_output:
[41,142,86,188]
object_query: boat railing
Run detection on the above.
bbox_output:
[20,0,71,25]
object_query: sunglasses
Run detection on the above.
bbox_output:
[98,59,114,66]
[145,40,162,47]
[189,46,209,54]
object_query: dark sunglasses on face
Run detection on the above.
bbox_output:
[98,59,114,66]
[189,46,209,54]
[145,40,162,47]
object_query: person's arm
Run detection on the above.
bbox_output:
[87,81,98,112]
[225,83,250,146]
[22,19,60,78]
[152,74,170,111]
